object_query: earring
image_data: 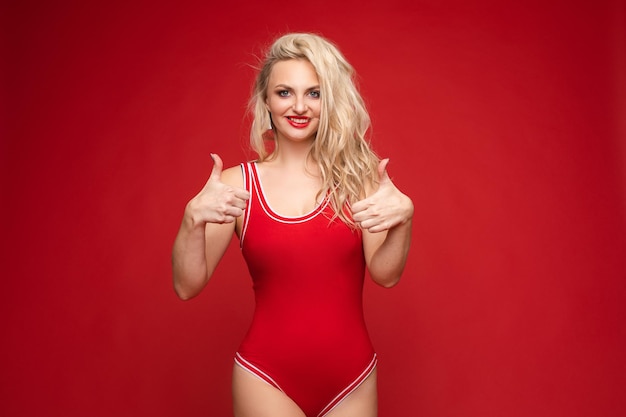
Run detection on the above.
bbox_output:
[263,112,275,140]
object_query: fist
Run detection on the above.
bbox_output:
[351,158,414,233]
[186,154,250,225]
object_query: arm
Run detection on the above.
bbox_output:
[352,159,414,288]
[172,154,249,300]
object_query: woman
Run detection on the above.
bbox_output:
[172,33,414,417]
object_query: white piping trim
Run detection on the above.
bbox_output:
[234,353,285,393]
[318,354,378,417]
[239,163,252,248]
[251,162,329,224]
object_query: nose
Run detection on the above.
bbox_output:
[292,96,308,114]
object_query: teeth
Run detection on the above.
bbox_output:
[288,117,308,123]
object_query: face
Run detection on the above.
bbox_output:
[265,59,321,144]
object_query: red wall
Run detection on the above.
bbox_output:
[3,1,625,416]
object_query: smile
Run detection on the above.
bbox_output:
[286,116,311,128]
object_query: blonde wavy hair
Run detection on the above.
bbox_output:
[249,33,380,227]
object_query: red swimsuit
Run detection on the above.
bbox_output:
[235,162,377,417]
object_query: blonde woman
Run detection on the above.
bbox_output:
[172,33,414,417]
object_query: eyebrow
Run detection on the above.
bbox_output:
[273,84,320,90]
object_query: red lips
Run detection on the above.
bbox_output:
[286,116,311,129]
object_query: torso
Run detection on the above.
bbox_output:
[235,161,376,417]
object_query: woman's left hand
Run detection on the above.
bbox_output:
[351,158,414,233]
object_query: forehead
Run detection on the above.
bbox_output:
[268,59,319,86]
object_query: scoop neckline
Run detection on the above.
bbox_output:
[251,162,329,222]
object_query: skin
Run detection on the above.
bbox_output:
[171,59,413,416]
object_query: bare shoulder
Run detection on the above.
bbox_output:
[220,164,245,189]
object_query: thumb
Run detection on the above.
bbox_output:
[377,158,390,183]
[209,153,224,181]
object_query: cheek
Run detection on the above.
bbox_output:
[267,98,289,114]
[312,102,322,116]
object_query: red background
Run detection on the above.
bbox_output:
[3,0,625,416]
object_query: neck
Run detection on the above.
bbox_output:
[268,136,319,175]
[272,134,314,160]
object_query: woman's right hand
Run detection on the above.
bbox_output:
[185,153,250,226]
[172,154,248,299]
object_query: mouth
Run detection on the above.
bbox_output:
[286,116,311,128]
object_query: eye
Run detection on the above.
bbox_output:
[277,90,290,97]
[309,90,321,99]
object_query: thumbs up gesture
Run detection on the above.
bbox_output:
[351,159,414,233]
[186,154,250,225]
